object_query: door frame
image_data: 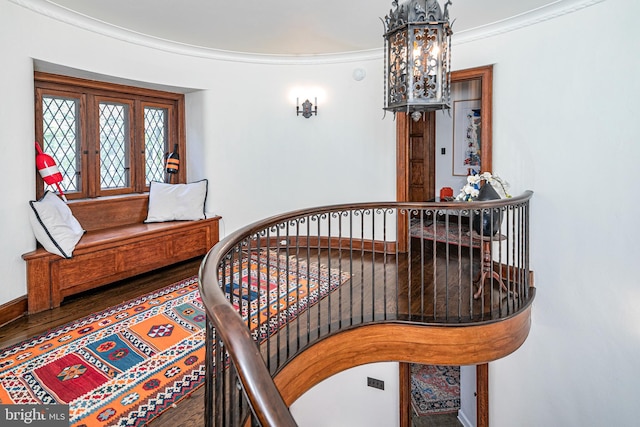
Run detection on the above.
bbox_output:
[396,65,493,204]
[396,65,494,427]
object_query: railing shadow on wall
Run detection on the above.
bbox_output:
[198,191,534,427]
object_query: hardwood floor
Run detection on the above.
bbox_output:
[413,412,463,427]
[0,244,500,426]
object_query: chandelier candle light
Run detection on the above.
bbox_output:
[383,0,452,121]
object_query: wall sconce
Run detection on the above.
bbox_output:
[296,97,317,119]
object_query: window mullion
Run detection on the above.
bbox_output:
[86,94,99,198]
[77,92,89,199]
[133,100,144,193]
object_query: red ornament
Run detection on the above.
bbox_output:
[35,141,67,202]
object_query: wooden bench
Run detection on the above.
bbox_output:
[22,194,220,314]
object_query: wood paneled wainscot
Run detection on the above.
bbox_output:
[22,194,220,314]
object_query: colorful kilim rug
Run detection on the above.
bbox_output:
[411,364,460,416]
[227,250,351,340]
[0,277,204,427]
[0,250,348,426]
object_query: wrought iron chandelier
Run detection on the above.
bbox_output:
[383,0,452,121]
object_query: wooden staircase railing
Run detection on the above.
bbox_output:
[199,192,534,426]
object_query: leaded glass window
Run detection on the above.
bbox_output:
[144,107,167,185]
[99,102,130,189]
[35,73,185,201]
[42,96,80,193]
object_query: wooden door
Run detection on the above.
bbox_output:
[408,112,436,202]
[402,114,441,427]
[397,66,495,427]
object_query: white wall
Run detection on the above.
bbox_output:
[459,365,477,426]
[290,362,399,427]
[186,60,396,235]
[451,0,640,425]
[2,0,640,426]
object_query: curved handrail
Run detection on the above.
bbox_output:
[199,191,534,426]
[200,251,298,426]
[205,191,533,260]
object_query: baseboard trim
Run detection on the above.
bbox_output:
[458,408,474,427]
[0,296,27,328]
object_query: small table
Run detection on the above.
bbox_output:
[473,233,514,299]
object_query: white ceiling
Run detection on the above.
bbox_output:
[47,0,558,55]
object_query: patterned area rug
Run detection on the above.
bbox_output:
[0,250,348,426]
[0,278,203,426]
[411,364,460,416]
[410,218,480,249]
[227,250,351,340]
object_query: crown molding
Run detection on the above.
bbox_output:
[11,0,605,65]
[9,0,381,65]
[453,0,606,45]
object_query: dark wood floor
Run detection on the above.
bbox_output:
[0,244,491,426]
[413,412,463,427]
[216,244,484,427]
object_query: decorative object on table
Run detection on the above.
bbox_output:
[455,171,510,202]
[382,0,453,121]
[34,141,67,202]
[455,172,509,236]
[439,186,454,201]
[472,181,502,236]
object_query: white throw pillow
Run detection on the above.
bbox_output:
[28,191,85,258]
[145,180,208,223]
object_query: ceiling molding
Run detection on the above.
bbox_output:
[453,0,606,45]
[12,0,605,65]
[10,0,382,65]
